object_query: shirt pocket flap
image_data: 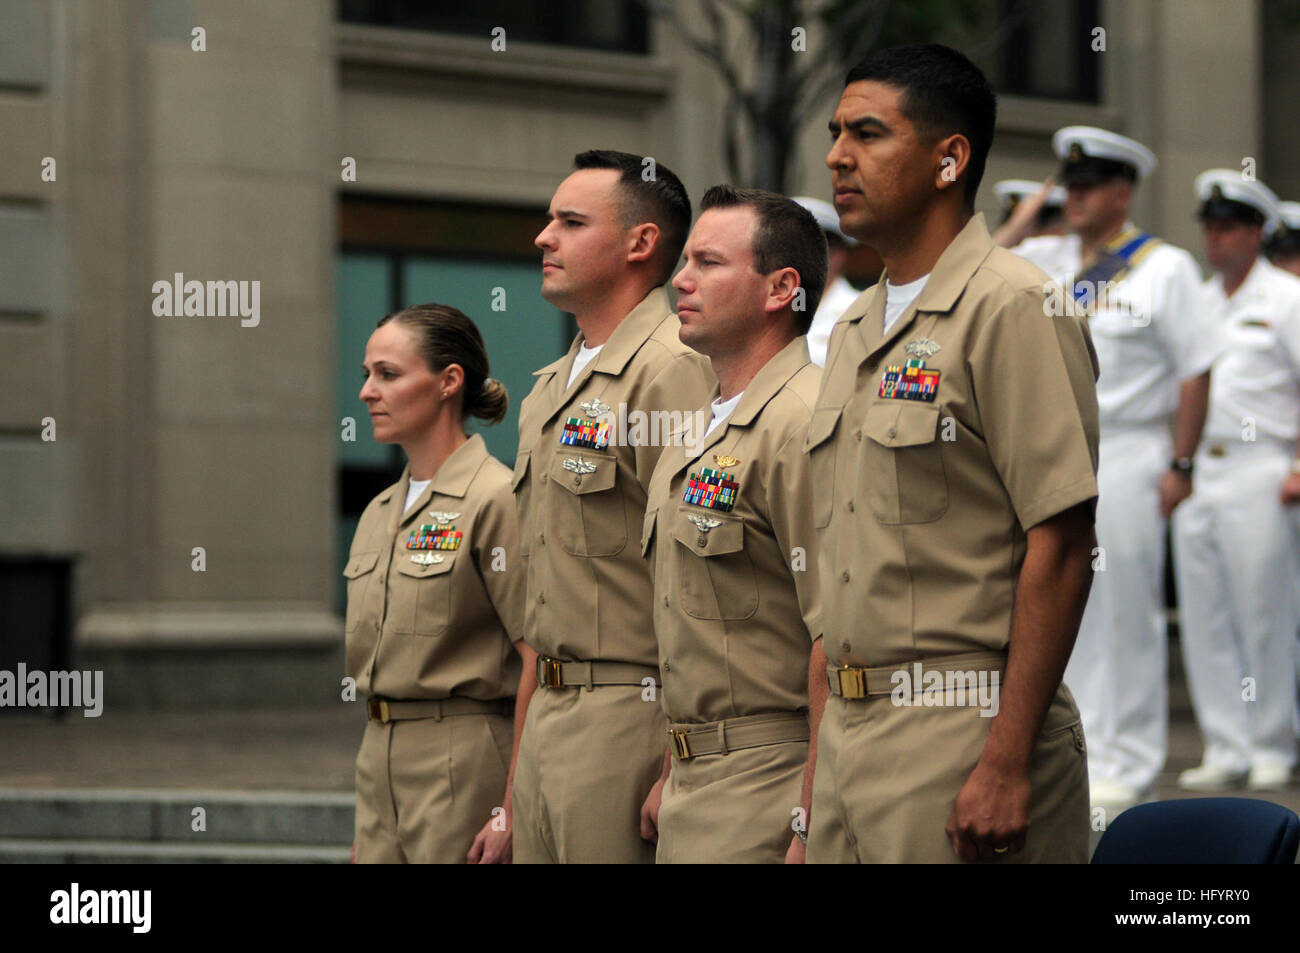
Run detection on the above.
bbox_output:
[550,451,617,497]
[804,405,843,453]
[394,552,457,578]
[511,450,531,491]
[671,506,744,558]
[864,401,939,448]
[343,551,380,578]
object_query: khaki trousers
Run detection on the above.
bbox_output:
[512,683,666,863]
[657,739,807,864]
[808,685,1089,863]
[354,712,513,863]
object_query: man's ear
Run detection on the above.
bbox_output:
[627,222,661,265]
[933,133,972,194]
[766,267,802,314]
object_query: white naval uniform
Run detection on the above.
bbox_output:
[806,275,864,368]
[1172,257,1300,775]
[1013,227,1223,792]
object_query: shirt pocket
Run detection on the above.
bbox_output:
[547,448,626,557]
[862,401,948,524]
[342,550,380,634]
[389,552,457,637]
[804,406,842,529]
[670,505,757,621]
[511,449,532,557]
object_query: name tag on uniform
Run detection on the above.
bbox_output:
[683,467,739,511]
[879,358,940,402]
[407,524,462,551]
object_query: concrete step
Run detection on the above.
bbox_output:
[0,788,354,847]
[0,838,348,864]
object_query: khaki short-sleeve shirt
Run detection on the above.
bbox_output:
[805,214,1100,667]
[642,337,822,723]
[345,433,524,700]
[513,287,716,666]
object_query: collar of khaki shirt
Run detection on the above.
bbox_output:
[838,212,997,360]
[530,286,674,417]
[674,335,812,463]
[377,432,491,533]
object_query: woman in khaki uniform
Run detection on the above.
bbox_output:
[346,303,534,863]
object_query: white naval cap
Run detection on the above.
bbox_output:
[1274,200,1300,232]
[1194,168,1279,229]
[790,196,858,246]
[992,179,1067,207]
[1052,126,1158,183]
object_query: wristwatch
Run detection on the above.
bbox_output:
[795,828,808,845]
[1170,457,1194,476]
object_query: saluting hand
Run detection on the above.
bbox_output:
[945,758,1031,862]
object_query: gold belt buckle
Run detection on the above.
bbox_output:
[367,698,391,723]
[835,666,868,699]
[538,657,565,688]
[669,727,693,760]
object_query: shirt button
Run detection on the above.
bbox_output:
[663,595,670,606]
[841,570,850,582]
[537,593,545,604]
[847,501,855,512]
[887,427,896,439]
[840,641,852,654]
[539,533,545,545]
[663,660,672,672]
[855,429,863,442]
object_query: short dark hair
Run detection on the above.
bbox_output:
[700,185,829,333]
[573,149,691,287]
[845,44,996,207]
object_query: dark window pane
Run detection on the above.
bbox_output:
[339,0,648,54]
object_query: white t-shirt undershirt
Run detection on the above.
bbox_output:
[566,342,604,389]
[883,273,930,336]
[705,391,745,439]
[404,478,431,516]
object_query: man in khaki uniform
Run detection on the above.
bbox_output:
[347,432,523,862]
[637,186,827,863]
[511,150,715,863]
[805,45,1099,863]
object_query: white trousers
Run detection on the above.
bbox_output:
[1065,428,1168,792]
[1172,443,1300,773]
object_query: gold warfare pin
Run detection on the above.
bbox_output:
[713,454,741,469]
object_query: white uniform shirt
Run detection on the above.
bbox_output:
[806,276,864,368]
[1014,226,1222,429]
[1201,257,1300,445]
